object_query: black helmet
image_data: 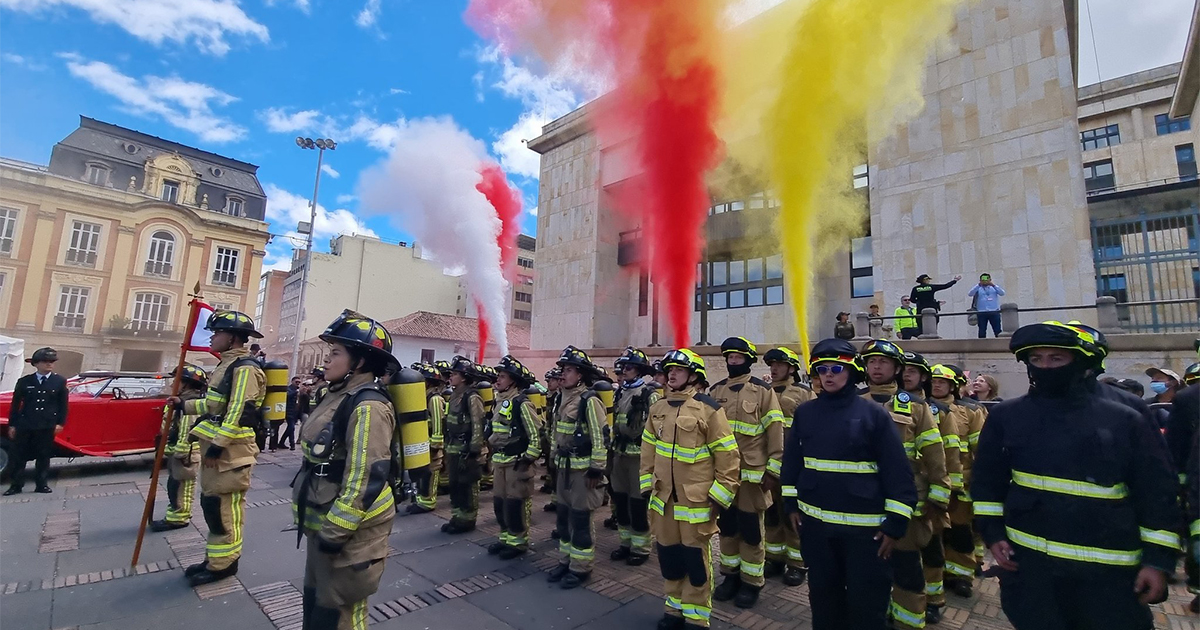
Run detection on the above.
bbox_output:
[860,339,904,365]
[721,337,758,362]
[476,364,498,382]
[177,363,208,387]
[28,347,59,364]
[902,351,931,375]
[763,347,803,370]
[434,360,452,376]
[310,366,325,378]
[615,346,653,374]
[449,355,480,380]
[319,310,394,366]
[1010,321,1102,365]
[652,359,664,374]
[411,362,442,381]
[808,339,862,374]
[557,345,595,372]
[592,365,613,383]
[496,355,535,387]
[545,367,563,381]
[206,310,263,338]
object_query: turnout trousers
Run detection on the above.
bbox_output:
[555,467,604,574]
[302,535,387,630]
[888,514,933,629]
[653,497,716,628]
[445,452,480,524]
[717,484,768,587]
[198,464,252,571]
[944,498,977,584]
[164,457,198,524]
[415,447,443,510]
[764,483,804,569]
[997,565,1153,630]
[491,461,535,550]
[801,518,893,630]
[609,453,651,557]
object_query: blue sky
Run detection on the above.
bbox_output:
[0,0,581,270]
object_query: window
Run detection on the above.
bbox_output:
[421,349,435,363]
[0,272,6,304]
[1080,124,1120,150]
[638,270,649,317]
[729,260,744,284]
[853,163,869,189]
[212,247,240,287]
[513,309,532,321]
[515,291,532,303]
[211,301,235,312]
[224,196,244,217]
[1177,144,1197,181]
[132,293,171,331]
[766,285,784,305]
[161,179,180,203]
[517,257,534,269]
[85,163,109,186]
[1098,274,1128,303]
[55,286,89,330]
[766,254,783,279]
[145,230,174,277]
[850,236,874,298]
[710,261,727,286]
[0,207,16,256]
[517,273,534,286]
[1083,160,1115,193]
[66,220,102,267]
[696,257,784,311]
[1155,114,1191,135]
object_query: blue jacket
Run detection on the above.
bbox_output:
[967,283,1005,312]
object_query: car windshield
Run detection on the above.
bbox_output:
[69,376,170,398]
[69,378,112,397]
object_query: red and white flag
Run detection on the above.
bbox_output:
[184,301,217,354]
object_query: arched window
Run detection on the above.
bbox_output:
[132,293,171,331]
[145,230,175,277]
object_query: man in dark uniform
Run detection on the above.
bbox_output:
[973,322,1181,629]
[781,339,917,630]
[5,347,69,495]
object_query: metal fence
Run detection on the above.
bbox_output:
[1091,208,1200,333]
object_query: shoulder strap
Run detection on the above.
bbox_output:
[713,378,729,389]
[693,393,721,410]
[216,356,261,396]
[332,383,391,448]
[749,376,770,389]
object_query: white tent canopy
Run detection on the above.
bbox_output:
[0,335,25,393]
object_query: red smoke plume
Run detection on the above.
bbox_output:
[476,301,489,364]
[476,164,523,281]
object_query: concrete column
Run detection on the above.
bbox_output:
[918,308,941,339]
[854,312,871,339]
[998,302,1020,338]
[869,317,883,339]
[1096,296,1125,334]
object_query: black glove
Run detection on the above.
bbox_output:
[316,536,344,554]
[584,467,605,480]
[204,445,224,460]
[173,399,185,412]
[515,456,535,472]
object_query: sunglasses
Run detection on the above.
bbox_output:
[814,364,847,375]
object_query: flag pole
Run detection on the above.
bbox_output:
[132,282,202,567]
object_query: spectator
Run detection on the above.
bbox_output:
[248,343,266,363]
[1101,377,1145,398]
[1146,367,1182,404]
[970,373,1001,401]
[966,273,1006,338]
[279,376,301,451]
[909,273,961,335]
[867,304,886,336]
[894,296,918,340]
[834,311,856,340]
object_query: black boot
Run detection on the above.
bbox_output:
[487,541,508,555]
[948,577,973,598]
[1190,595,1199,614]
[926,604,943,624]
[547,564,570,583]
[656,613,685,630]
[543,501,558,512]
[149,519,189,532]
[184,561,208,577]
[188,559,238,587]
[734,582,761,609]
[603,516,617,530]
[561,571,590,589]
[447,520,476,534]
[782,566,807,587]
[498,546,526,560]
[550,529,560,540]
[610,546,631,561]
[627,553,648,567]
[3,486,21,496]
[34,485,51,494]
[712,574,741,602]
[764,560,784,578]
[405,503,433,515]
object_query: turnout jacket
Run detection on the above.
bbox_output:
[640,386,740,519]
[771,380,814,424]
[165,388,204,461]
[612,379,660,456]
[929,394,969,494]
[972,390,1182,576]
[443,385,485,457]
[865,383,951,512]
[489,386,541,464]
[710,374,785,483]
[9,372,69,430]
[293,372,396,555]
[781,384,917,540]
[187,348,264,470]
[553,383,607,471]
[426,387,448,451]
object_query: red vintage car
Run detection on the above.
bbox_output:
[0,371,173,478]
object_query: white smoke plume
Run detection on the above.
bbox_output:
[357,116,510,356]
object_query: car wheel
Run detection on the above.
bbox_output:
[0,440,11,483]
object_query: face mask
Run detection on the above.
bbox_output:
[1149,381,1170,395]
[1026,362,1087,396]
[727,361,752,378]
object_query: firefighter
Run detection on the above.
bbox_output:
[487,355,542,559]
[642,349,739,630]
[542,368,563,512]
[929,364,985,600]
[973,322,1181,629]
[292,311,397,630]
[150,363,208,531]
[781,339,917,630]
[609,347,661,566]
[761,347,813,586]
[170,310,265,587]
[439,356,486,533]
[406,363,447,515]
[652,360,668,389]
[709,337,784,609]
[546,346,608,589]
[860,339,949,630]
[310,367,329,406]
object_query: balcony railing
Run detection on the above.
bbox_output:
[144,260,172,277]
[54,315,86,330]
[212,270,238,287]
[106,322,182,340]
[65,249,97,267]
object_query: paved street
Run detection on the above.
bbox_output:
[1,450,1195,630]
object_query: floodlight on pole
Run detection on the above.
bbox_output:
[289,137,336,375]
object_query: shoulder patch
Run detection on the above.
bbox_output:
[692,393,721,410]
[749,376,769,388]
[897,391,911,403]
[798,382,813,392]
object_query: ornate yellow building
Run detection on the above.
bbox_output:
[0,117,270,376]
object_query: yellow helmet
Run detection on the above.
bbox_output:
[661,348,707,381]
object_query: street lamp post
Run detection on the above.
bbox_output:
[290,137,336,375]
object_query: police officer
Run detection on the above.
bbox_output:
[642,349,739,630]
[973,322,1181,629]
[547,346,608,589]
[150,364,208,531]
[781,339,917,630]
[406,363,447,515]
[709,337,784,609]
[486,355,542,559]
[859,339,949,630]
[609,347,661,566]
[5,347,69,495]
[442,356,486,534]
[762,347,813,586]
[172,311,265,587]
[292,311,397,630]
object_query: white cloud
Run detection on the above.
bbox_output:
[2,0,269,56]
[260,107,322,133]
[344,114,406,151]
[264,0,309,13]
[320,163,340,179]
[389,87,409,95]
[354,0,380,28]
[335,194,356,204]
[60,53,246,143]
[492,111,549,179]
[1,51,46,70]
[262,182,376,268]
